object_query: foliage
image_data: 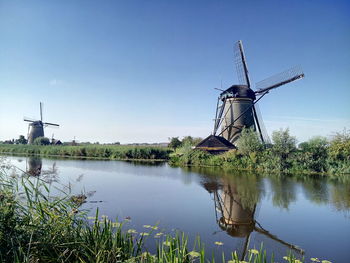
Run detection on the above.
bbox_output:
[181,136,202,147]
[236,128,264,155]
[168,137,182,149]
[272,128,297,158]
[298,136,329,172]
[170,128,350,176]
[33,136,50,145]
[328,129,350,162]
[169,136,203,150]
[15,135,27,145]
[0,144,172,160]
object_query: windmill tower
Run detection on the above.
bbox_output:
[24,102,59,144]
[213,40,304,145]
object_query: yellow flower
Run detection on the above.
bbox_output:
[112,222,120,227]
[311,258,320,262]
[151,226,158,230]
[188,251,201,258]
[295,260,302,263]
[249,249,259,255]
[321,260,332,263]
[214,241,223,246]
[140,232,149,236]
[163,241,171,246]
[143,225,151,228]
[127,229,137,234]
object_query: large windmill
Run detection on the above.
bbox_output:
[212,40,304,145]
[24,102,59,144]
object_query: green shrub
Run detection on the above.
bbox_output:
[33,136,50,145]
[236,128,264,155]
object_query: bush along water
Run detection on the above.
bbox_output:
[0,160,333,263]
[0,144,172,160]
[170,128,350,175]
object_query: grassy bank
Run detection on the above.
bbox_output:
[0,161,328,263]
[170,129,350,176]
[0,144,172,160]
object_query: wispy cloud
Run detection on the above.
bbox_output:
[49,79,58,86]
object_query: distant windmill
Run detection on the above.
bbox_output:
[213,40,304,145]
[24,102,59,144]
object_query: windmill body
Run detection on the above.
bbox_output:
[27,121,45,144]
[211,40,304,147]
[219,85,256,144]
[24,102,59,144]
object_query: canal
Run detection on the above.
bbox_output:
[4,155,350,263]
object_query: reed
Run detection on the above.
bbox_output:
[0,144,171,160]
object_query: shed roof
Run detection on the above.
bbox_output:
[195,135,236,152]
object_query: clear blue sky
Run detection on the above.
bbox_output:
[0,0,349,143]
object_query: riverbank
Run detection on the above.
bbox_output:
[170,129,350,176]
[169,148,350,176]
[0,161,321,263]
[0,144,172,160]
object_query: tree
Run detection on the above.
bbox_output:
[236,128,264,155]
[299,136,329,172]
[33,137,50,146]
[271,128,297,170]
[181,136,202,147]
[272,128,297,158]
[15,135,28,145]
[168,137,182,149]
[329,129,350,161]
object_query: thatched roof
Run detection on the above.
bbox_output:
[195,135,236,153]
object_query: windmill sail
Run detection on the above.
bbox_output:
[253,103,271,144]
[234,41,250,87]
[255,66,304,94]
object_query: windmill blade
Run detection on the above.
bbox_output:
[40,102,43,121]
[255,66,304,94]
[24,117,36,122]
[253,103,271,144]
[213,97,226,135]
[252,105,264,143]
[234,40,251,87]
[44,122,59,127]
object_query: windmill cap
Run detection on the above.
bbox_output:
[220,85,256,100]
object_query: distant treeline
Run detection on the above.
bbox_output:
[0,144,171,160]
[170,128,350,175]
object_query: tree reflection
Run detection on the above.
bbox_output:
[268,176,297,209]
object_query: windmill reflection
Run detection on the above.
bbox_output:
[200,171,304,260]
[26,156,42,176]
[26,157,58,184]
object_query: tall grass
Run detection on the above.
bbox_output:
[0,144,171,160]
[0,160,329,263]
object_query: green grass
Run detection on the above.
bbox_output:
[0,144,172,160]
[169,148,350,176]
[0,159,332,263]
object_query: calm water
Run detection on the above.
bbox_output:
[4,155,350,263]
